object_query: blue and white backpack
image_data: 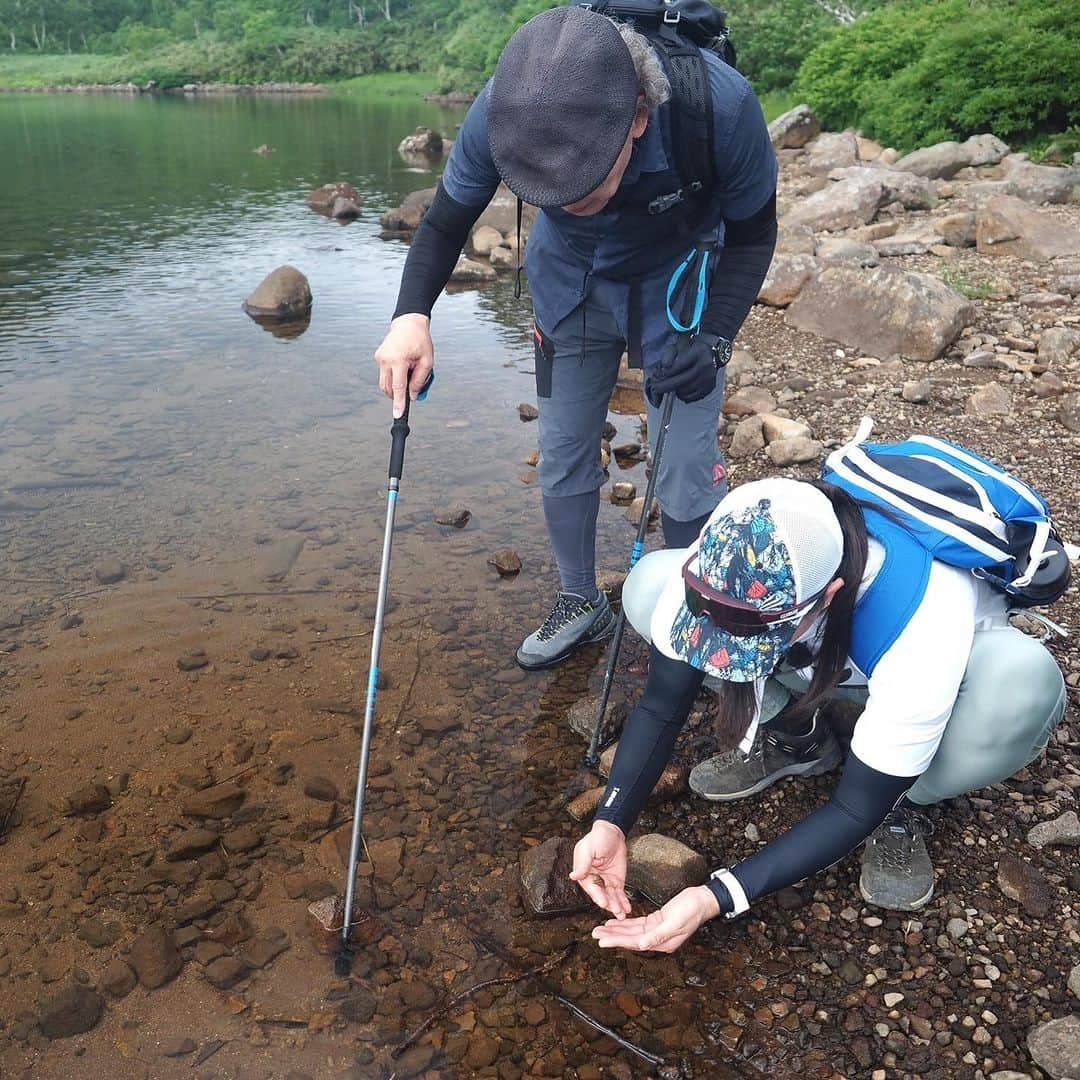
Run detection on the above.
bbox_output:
[823,418,1075,612]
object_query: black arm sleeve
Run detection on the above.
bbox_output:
[699,191,777,341]
[593,645,705,834]
[707,752,918,912]
[392,182,486,320]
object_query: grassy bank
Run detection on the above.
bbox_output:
[0,53,130,89]
[329,72,440,98]
[0,53,439,97]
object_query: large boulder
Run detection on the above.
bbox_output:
[786,266,973,361]
[379,186,437,232]
[1039,327,1080,365]
[804,131,859,174]
[828,165,938,210]
[449,257,497,283]
[768,104,820,150]
[976,196,1080,262]
[779,175,882,233]
[933,211,977,247]
[242,266,312,320]
[625,834,707,905]
[894,133,1010,179]
[1027,1015,1080,1080]
[757,254,819,307]
[816,237,880,267]
[1000,154,1080,204]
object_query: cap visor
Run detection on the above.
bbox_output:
[651,557,798,683]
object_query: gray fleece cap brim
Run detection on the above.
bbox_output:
[487,7,639,209]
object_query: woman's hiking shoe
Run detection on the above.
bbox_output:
[859,807,935,911]
[515,590,615,670]
[688,714,842,801]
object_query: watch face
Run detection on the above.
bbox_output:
[712,338,733,368]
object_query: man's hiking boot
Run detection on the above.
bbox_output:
[859,806,935,911]
[689,713,842,801]
[516,590,615,670]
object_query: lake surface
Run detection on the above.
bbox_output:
[0,93,805,1079]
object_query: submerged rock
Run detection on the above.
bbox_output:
[488,549,522,576]
[129,927,183,989]
[435,504,471,528]
[626,833,707,905]
[307,181,360,211]
[37,985,104,1039]
[398,126,443,157]
[519,836,590,916]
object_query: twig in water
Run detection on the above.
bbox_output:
[178,589,336,600]
[472,931,669,1071]
[0,777,27,837]
[392,944,574,1059]
[393,617,427,729]
[308,632,370,645]
[557,996,665,1068]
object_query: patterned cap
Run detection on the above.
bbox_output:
[652,479,844,681]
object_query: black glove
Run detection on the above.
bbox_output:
[644,333,721,408]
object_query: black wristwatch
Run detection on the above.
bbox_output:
[709,336,733,369]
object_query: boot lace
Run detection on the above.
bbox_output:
[875,807,934,873]
[536,592,591,642]
[710,726,765,770]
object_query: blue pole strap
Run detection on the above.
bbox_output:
[665,245,711,334]
[365,665,379,710]
[629,539,645,568]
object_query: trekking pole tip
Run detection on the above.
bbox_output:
[334,949,352,977]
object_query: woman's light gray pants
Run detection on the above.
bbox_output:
[624,550,1067,805]
[774,626,1066,805]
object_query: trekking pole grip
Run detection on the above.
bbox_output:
[389,402,411,483]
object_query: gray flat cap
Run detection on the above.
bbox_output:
[488,7,639,208]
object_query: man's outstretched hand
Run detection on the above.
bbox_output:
[374,313,435,418]
[569,821,632,919]
[590,885,720,953]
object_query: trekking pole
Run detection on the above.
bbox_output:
[335,373,432,977]
[583,391,676,769]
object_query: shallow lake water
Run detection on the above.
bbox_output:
[0,93,814,1079]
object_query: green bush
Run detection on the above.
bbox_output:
[795,0,1080,151]
[724,0,837,94]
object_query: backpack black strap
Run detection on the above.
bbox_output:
[648,22,715,205]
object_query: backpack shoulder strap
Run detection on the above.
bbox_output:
[850,510,933,678]
[648,26,716,198]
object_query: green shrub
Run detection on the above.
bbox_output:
[795,0,1080,151]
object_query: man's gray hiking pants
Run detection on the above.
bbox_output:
[533,290,728,523]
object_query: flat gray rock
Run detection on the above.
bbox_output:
[1027,1014,1080,1079]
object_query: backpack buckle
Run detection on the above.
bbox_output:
[663,7,681,23]
[648,181,702,215]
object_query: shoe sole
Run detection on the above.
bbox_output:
[690,745,843,801]
[858,877,934,912]
[514,613,617,671]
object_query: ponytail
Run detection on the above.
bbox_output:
[785,480,868,724]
